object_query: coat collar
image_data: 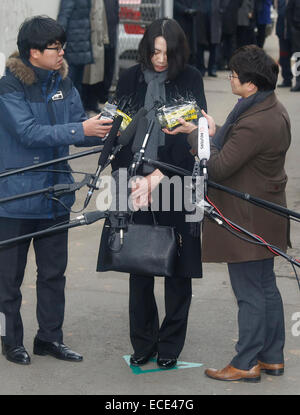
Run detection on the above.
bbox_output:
[5,51,69,86]
[236,92,277,121]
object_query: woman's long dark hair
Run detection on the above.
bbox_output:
[138,18,190,80]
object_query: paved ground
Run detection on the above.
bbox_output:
[1,33,300,397]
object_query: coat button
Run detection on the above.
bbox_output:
[71,129,76,134]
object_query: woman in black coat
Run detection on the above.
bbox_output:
[112,18,207,369]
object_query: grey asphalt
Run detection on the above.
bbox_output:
[1,33,300,396]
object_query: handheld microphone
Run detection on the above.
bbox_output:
[84,115,123,208]
[197,117,210,196]
[72,210,107,225]
[197,117,210,166]
[188,117,210,222]
[108,107,147,161]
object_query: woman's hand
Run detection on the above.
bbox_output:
[201,109,216,137]
[82,115,114,138]
[130,169,164,210]
[162,118,198,135]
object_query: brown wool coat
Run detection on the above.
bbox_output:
[201,92,291,263]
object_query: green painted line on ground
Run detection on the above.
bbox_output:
[123,355,203,375]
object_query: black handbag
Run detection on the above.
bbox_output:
[97,212,179,277]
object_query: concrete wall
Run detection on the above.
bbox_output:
[0,0,60,74]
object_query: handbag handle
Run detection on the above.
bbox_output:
[129,210,158,225]
[108,211,158,253]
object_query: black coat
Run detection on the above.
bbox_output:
[174,0,205,46]
[104,0,119,48]
[222,0,243,35]
[286,0,300,52]
[57,0,93,66]
[174,0,224,45]
[276,0,290,40]
[111,64,207,278]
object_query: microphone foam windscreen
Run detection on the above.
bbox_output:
[131,117,149,153]
[97,115,123,167]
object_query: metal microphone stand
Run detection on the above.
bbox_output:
[0,174,93,205]
[0,146,103,179]
[208,180,300,221]
[0,211,108,248]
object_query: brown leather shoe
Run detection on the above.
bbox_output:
[258,360,284,376]
[205,364,261,383]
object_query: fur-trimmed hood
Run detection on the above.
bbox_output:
[6,51,69,86]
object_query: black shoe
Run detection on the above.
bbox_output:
[277,80,292,88]
[2,343,31,365]
[33,337,83,362]
[208,70,218,78]
[157,357,177,370]
[130,351,157,367]
[291,83,300,92]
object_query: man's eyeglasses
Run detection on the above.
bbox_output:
[45,43,66,53]
[228,73,239,80]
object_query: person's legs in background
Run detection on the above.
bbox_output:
[277,38,293,87]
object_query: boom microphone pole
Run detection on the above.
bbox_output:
[208,180,300,221]
[0,174,92,205]
[0,210,108,248]
[0,146,104,179]
[136,156,300,222]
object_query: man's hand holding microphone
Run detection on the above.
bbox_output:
[82,114,114,138]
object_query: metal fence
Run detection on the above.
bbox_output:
[116,0,172,76]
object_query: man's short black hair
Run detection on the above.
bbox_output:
[229,45,279,91]
[138,18,190,80]
[17,15,66,60]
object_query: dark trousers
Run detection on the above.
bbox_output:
[228,258,285,370]
[219,34,237,68]
[68,64,85,97]
[279,38,293,83]
[82,46,117,109]
[0,216,69,347]
[236,25,256,48]
[197,43,218,74]
[129,275,192,359]
[256,24,267,48]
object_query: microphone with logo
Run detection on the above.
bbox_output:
[197,116,210,196]
[189,116,210,224]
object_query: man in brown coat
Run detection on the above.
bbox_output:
[201,45,291,382]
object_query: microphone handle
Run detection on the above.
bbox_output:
[200,159,208,196]
[130,119,155,175]
[84,165,102,208]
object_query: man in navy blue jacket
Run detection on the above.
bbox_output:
[0,16,112,365]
